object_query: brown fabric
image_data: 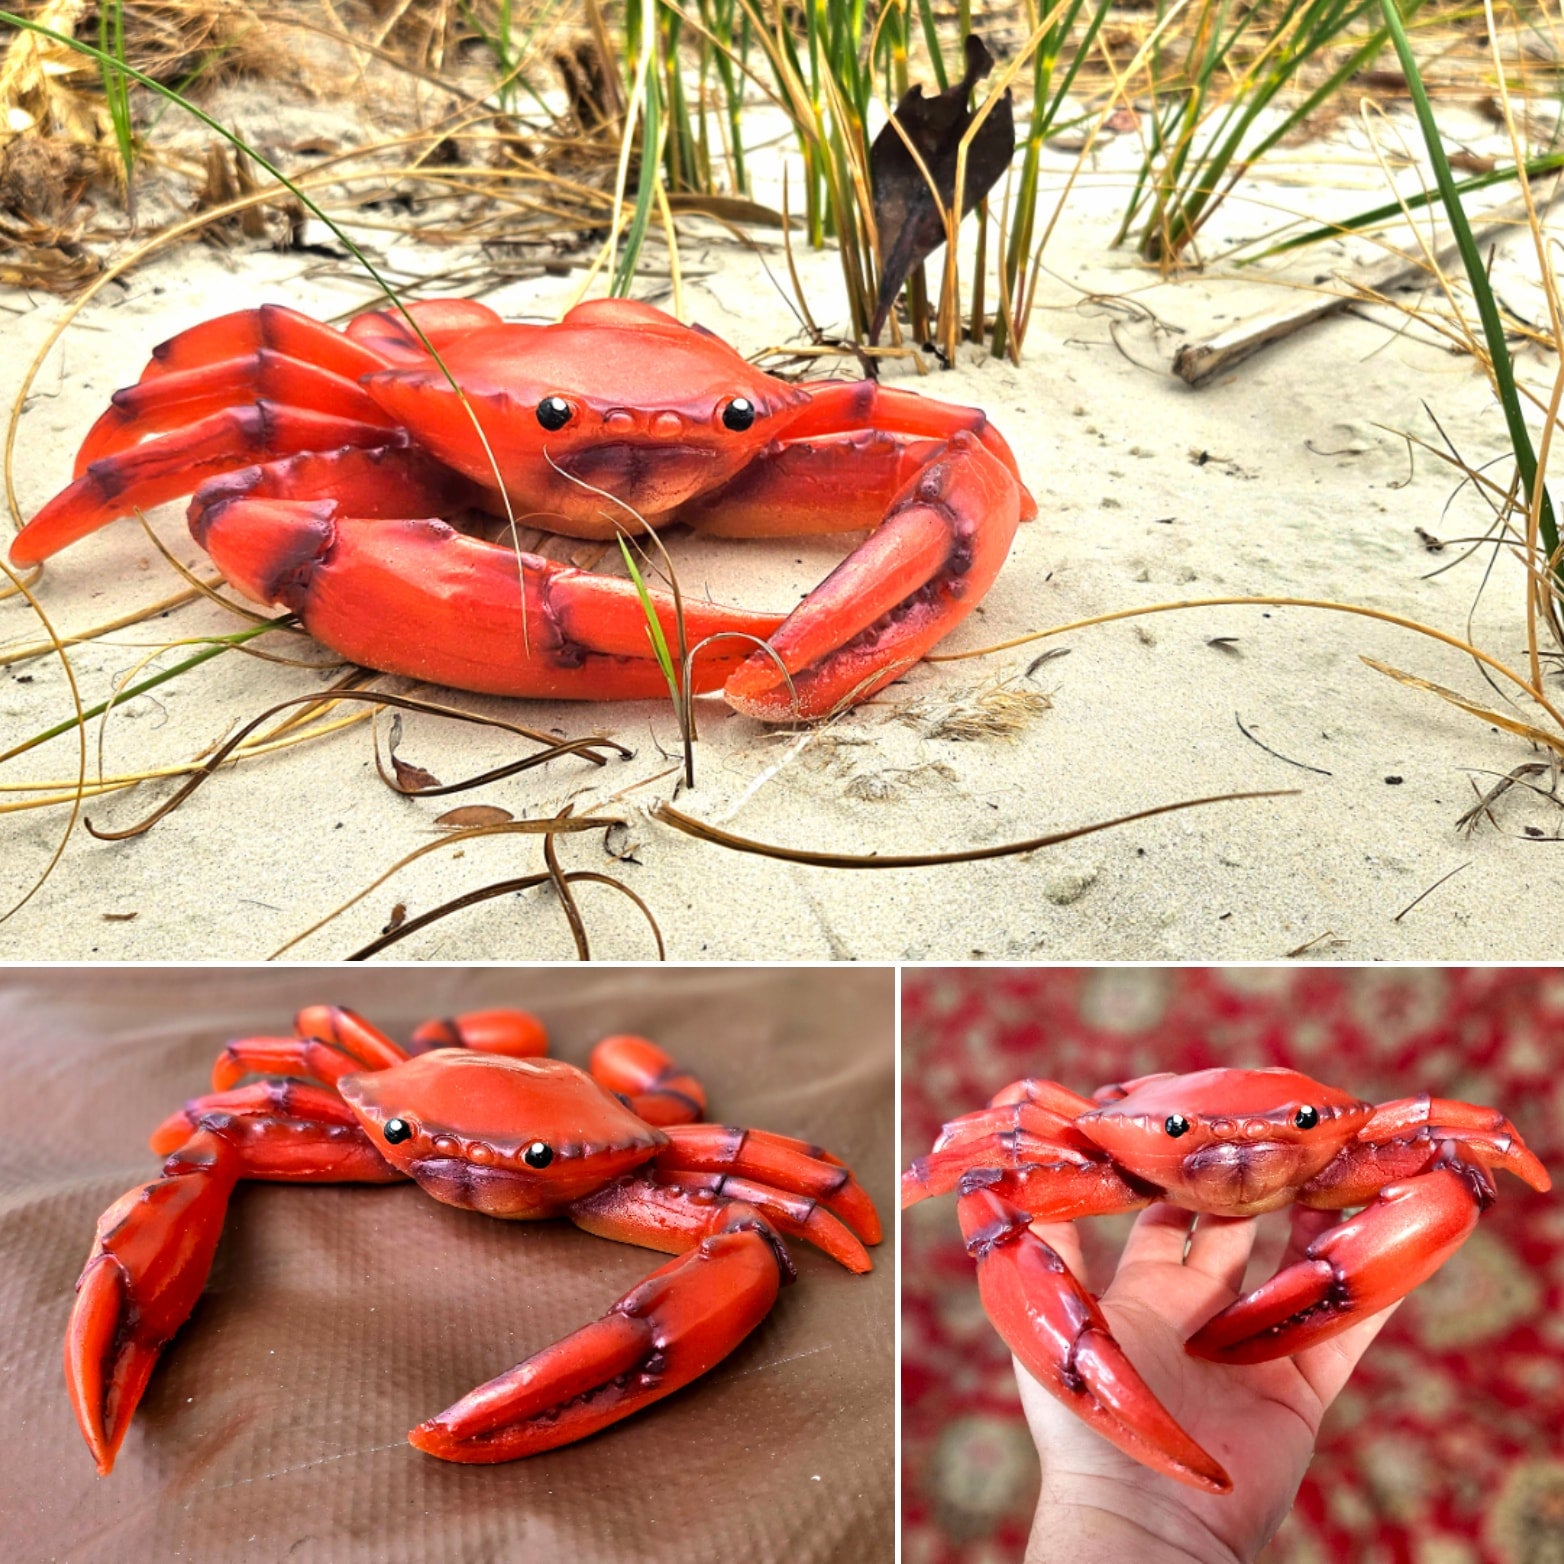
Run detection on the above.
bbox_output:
[0,967,893,1564]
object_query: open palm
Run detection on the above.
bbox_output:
[1016,1203,1398,1564]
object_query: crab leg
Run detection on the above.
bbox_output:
[65,1108,399,1474]
[587,1034,708,1126]
[571,1168,871,1273]
[191,497,785,700]
[903,1079,1102,1207]
[210,1035,368,1091]
[656,1122,881,1244]
[149,1081,358,1153]
[292,1004,409,1069]
[409,1204,792,1462]
[10,407,397,564]
[1186,1161,1500,1365]
[959,1183,1232,1494]
[74,354,394,470]
[408,1008,549,1057]
[133,304,390,384]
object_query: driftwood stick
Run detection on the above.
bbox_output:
[1171,179,1559,388]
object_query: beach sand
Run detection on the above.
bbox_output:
[4,83,1560,961]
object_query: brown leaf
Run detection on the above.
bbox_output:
[1449,150,1497,175]
[869,33,1015,343]
[434,805,515,828]
[385,712,442,792]
[383,902,407,934]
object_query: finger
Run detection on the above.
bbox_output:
[1292,1298,1403,1411]
[1027,1216,1086,1280]
[1277,1205,1339,1271]
[1183,1213,1259,1294]
[1117,1203,1196,1269]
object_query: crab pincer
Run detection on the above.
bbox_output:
[957,1179,1232,1493]
[410,1204,792,1461]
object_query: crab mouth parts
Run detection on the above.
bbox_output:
[1181,1140,1302,1212]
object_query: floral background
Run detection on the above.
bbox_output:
[902,967,1564,1564]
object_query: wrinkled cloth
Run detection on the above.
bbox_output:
[902,967,1564,1564]
[0,967,893,1564]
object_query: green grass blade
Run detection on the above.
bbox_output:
[1255,152,1564,260]
[3,620,285,762]
[1377,0,1556,567]
[614,535,679,695]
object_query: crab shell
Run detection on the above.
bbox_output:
[1075,1067,1376,1216]
[362,304,812,535]
[338,1051,667,1218]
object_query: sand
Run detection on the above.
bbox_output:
[3,75,1562,961]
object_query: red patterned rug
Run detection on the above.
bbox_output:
[902,968,1564,1564]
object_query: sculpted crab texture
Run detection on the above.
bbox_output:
[338,1052,667,1217]
[63,1006,881,1475]
[13,297,1035,720]
[1075,1069,1376,1216]
[904,1065,1549,1495]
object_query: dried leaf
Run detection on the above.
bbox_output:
[385,711,442,792]
[434,805,515,828]
[869,33,1015,343]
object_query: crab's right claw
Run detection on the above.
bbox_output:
[958,1184,1232,1495]
[409,1204,792,1462]
[64,1129,241,1474]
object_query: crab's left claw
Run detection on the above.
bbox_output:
[723,431,1025,721]
[1187,1161,1495,1365]
[409,1204,792,1462]
[64,1128,242,1474]
[959,1182,1232,1494]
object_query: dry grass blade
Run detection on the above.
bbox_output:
[83,688,629,839]
[344,868,664,960]
[0,555,85,923]
[543,821,589,959]
[372,723,630,797]
[1361,657,1564,754]
[270,814,627,958]
[653,790,1297,869]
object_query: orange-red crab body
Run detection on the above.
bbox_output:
[65,1007,881,1475]
[12,297,1035,720]
[902,1066,1549,1494]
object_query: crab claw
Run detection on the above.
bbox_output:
[409,1205,791,1462]
[64,1128,242,1474]
[959,1182,1231,1494]
[722,431,1023,721]
[1186,1162,1488,1365]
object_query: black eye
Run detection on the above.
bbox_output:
[523,1140,553,1169]
[721,397,755,432]
[1294,1106,1319,1129]
[384,1118,413,1145]
[1164,1114,1190,1138]
[536,396,571,431]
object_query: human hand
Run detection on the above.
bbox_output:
[1017,1203,1398,1564]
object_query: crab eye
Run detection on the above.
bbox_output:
[1164,1114,1190,1138]
[721,397,756,432]
[523,1140,553,1169]
[1294,1106,1319,1129]
[536,396,572,431]
[383,1118,413,1145]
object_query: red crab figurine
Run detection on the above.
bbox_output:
[12,297,1035,720]
[902,1066,1549,1494]
[66,1005,881,1475]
